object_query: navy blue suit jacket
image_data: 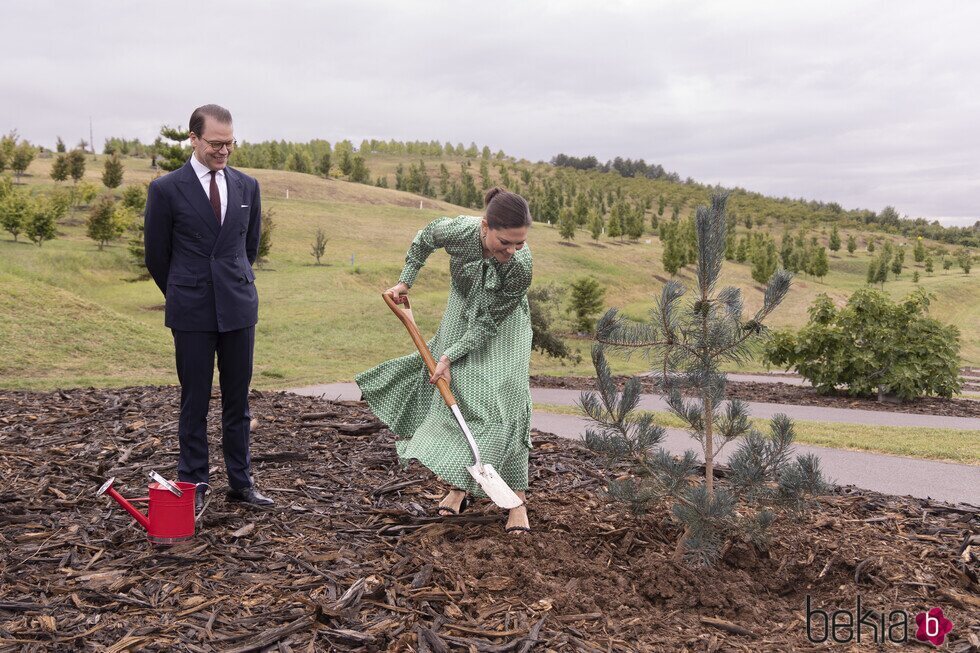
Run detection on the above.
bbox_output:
[144,161,262,332]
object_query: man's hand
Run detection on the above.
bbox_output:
[385,282,410,304]
[430,355,451,385]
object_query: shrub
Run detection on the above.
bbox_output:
[764,289,961,400]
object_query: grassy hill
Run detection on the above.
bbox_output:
[1,153,977,391]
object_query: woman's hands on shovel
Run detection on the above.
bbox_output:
[430,355,451,385]
[385,282,410,303]
[385,282,452,385]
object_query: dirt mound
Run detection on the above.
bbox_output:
[0,387,976,651]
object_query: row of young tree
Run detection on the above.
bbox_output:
[68,127,980,248]
[867,239,972,286]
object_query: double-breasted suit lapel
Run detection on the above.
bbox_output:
[175,162,220,237]
[214,168,245,252]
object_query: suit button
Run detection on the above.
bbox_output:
[210,256,215,261]
[239,276,244,282]
[195,233,202,239]
[207,280,212,286]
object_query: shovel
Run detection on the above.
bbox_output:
[383,292,523,509]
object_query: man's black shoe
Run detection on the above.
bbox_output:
[195,486,208,513]
[226,486,275,508]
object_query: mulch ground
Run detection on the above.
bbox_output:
[529,376,980,419]
[1,386,978,652]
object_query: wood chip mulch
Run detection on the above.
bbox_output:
[1,386,978,651]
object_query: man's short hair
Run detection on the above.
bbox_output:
[189,104,233,136]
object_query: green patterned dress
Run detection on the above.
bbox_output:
[355,216,533,497]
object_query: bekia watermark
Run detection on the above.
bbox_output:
[805,595,953,646]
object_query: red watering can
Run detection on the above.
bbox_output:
[96,471,202,545]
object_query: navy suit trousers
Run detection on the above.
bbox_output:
[172,327,255,489]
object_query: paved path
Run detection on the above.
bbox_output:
[292,383,980,431]
[289,383,979,505]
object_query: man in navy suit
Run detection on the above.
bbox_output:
[145,104,273,511]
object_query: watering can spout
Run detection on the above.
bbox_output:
[96,478,150,531]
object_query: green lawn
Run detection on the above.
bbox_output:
[534,404,980,465]
[2,155,977,391]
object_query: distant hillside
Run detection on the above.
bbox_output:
[1,152,977,391]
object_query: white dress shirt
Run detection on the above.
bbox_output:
[189,155,227,224]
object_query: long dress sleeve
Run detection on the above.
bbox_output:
[397,217,470,288]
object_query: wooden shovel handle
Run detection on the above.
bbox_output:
[382,292,457,407]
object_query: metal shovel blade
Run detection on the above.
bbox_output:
[465,463,523,509]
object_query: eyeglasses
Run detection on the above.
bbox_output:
[195,136,237,151]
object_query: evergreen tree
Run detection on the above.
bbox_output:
[157,126,190,172]
[606,206,623,240]
[588,208,603,241]
[780,233,793,268]
[101,153,124,188]
[661,224,681,276]
[913,237,926,263]
[957,249,973,274]
[735,237,748,263]
[438,163,450,197]
[51,154,70,182]
[912,271,920,283]
[56,136,66,153]
[311,226,327,265]
[846,234,857,255]
[657,194,666,217]
[349,155,370,183]
[337,149,353,176]
[287,151,312,174]
[568,277,605,333]
[573,192,589,226]
[586,193,819,565]
[316,151,332,177]
[257,207,275,263]
[925,256,934,273]
[479,159,491,190]
[625,206,644,240]
[891,246,905,277]
[750,237,779,284]
[459,165,481,208]
[811,247,829,280]
[828,226,841,252]
[68,149,87,183]
[867,239,875,253]
[558,207,576,241]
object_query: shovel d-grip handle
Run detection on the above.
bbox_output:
[382,292,456,407]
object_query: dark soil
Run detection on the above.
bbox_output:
[0,386,977,651]
[530,376,980,419]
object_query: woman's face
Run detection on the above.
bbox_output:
[482,221,529,263]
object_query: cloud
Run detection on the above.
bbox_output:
[1,0,977,221]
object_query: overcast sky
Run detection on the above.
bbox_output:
[3,1,977,225]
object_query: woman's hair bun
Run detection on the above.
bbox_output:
[484,186,504,207]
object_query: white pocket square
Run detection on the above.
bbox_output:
[241,204,249,208]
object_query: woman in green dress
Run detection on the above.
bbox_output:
[355,187,533,534]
